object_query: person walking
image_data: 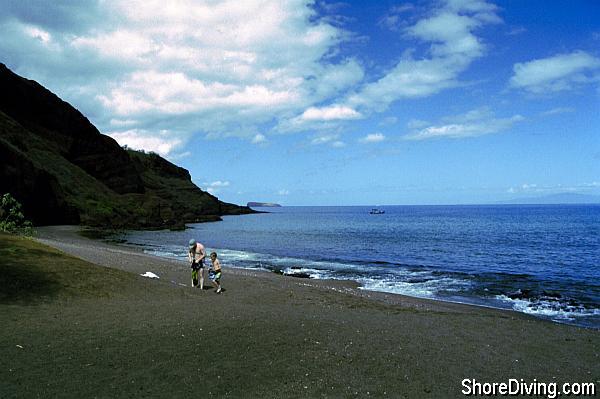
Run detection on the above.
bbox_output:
[188,239,206,289]
[209,251,223,294]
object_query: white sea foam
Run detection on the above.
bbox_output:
[495,295,600,321]
[145,249,180,258]
[282,267,335,280]
[129,241,600,327]
[358,277,436,297]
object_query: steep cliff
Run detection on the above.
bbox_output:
[0,64,253,228]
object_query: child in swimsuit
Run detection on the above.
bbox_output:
[209,251,222,294]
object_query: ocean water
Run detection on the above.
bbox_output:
[120,205,600,328]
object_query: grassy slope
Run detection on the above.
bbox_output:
[1,111,248,227]
[0,111,132,225]
[126,150,225,223]
[1,233,598,398]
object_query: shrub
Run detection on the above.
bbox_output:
[0,193,34,236]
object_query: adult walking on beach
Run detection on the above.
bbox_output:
[188,239,206,289]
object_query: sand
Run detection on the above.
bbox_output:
[1,226,598,398]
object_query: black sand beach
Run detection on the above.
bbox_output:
[1,227,598,398]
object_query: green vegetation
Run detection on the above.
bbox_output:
[0,110,250,229]
[1,63,253,229]
[0,233,138,303]
[0,193,33,236]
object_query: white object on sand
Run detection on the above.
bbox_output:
[140,272,160,279]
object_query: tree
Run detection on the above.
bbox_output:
[0,193,33,235]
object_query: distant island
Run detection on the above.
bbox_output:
[497,193,600,205]
[247,202,282,207]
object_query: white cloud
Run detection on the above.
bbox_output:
[405,107,524,140]
[311,134,341,146]
[307,133,346,148]
[378,4,415,32]
[507,26,526,36]
[300,105,362,121]
[108,129,183,156]
[347,0,500,112]
[1,0,365,150]
[540,107,575,117]
[24,26,51,43]
[251,134,268,145]
[0,0,514,154]
[203,180,231,195]
[278,103,362,133]
[510,51,600,93]
[507,182,600,194]
[359,133,385,143]
[278,189,290,196]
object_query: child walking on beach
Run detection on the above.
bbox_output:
[209,251,222,294]
[188,239,206,289]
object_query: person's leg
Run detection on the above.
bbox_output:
[215,273,222,293]
[199,268,204,290]
[191,269,198,287]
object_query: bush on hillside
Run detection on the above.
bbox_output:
[0,193,34,235]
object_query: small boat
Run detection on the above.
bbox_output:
[369,208,385,214]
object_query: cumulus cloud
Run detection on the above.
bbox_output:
[203,180,231,195]
[540,107,575,117]
[108,129,183,156]
[404,107,524,140]
[359,133,386,143]
[0,0,507,154]
[278,103,363,132]
[510,51,600,93]
[251,134,268,145]
[300,105,362,121]
[345,0,500,113]
[378,4,415,32]
[310,134,345,148]
[0,0,364,153]
[278,189,290,196]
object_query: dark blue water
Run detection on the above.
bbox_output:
[121,205,600,328]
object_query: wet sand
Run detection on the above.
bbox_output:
[1,226,598,398]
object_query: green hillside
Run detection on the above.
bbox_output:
[0,64,253,228]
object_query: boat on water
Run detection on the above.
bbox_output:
[369,208,385,214]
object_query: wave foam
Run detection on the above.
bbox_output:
[496,295,600,321]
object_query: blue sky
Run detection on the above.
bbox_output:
[1,0,599,205]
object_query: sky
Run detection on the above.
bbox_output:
[1,0,599,205]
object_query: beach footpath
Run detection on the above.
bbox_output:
[1,227,598,398]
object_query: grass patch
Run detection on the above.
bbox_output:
[0,233,138,303]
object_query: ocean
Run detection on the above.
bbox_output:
[119,205,600,328]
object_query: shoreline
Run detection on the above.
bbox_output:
[37,225,599,330]
[70,225,598,330]
[2,225,598,397]
[35,225,552,324]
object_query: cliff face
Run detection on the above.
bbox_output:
[0,64,253,228]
